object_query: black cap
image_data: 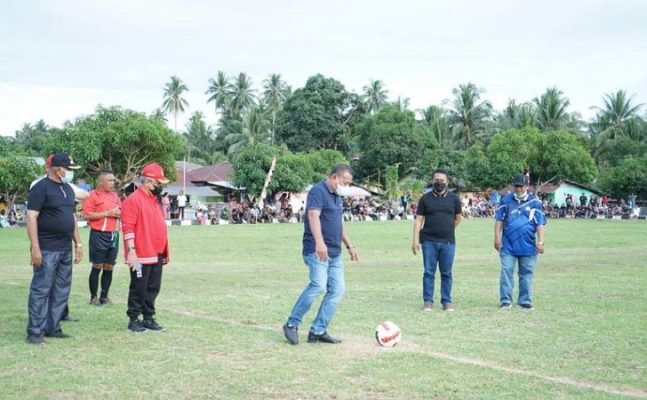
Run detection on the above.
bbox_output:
[49,153,80,170]
[512,173,527,186]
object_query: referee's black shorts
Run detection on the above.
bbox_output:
[89,230,119,265]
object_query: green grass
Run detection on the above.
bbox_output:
[1,219,646,399]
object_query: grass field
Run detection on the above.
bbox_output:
[1,219,646,399]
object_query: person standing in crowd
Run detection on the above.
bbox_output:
[412,168,462,312]
[25,153,83,344]
[82,170,121,306]
[494,173,546,310]
[283,165,360,345]
[176,190,187,220]
[121,163,170,333]
[579,192,588,208]
[161,192,171,219]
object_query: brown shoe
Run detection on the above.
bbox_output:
[442,303,454,312]
[90,296,100,306]
[422,302,433,311]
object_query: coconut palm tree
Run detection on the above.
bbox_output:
[224,105,270,157]
[262,73,290,144]
[161,75,189,133]
[363,79,389,114]
[230,72,256,118]
[533,87,570,131]
[591,90,644,140]
[205,71,233,114]
[447,82,493,149]
[496,99,537,131]
[419,105,450,148]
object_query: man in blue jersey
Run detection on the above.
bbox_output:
[494,174,546,310]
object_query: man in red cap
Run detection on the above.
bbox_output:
[121,163,170,333]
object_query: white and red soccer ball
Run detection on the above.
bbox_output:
[375,321,401,347]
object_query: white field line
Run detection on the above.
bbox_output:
[171,309,647,399]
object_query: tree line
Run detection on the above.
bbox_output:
[1,72,646,212]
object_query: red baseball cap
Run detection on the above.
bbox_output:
[141,163,170,184]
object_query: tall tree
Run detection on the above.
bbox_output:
[262,73,290,145]
[46,106,183,185]
[495,99,537,131]
[162,75,189,133]
[205,71,233,114]
[533,87,570,132]
[363,79,389,114]
[419,105,450,149]
[275,74,364,154]
[224,105,270,158]
[0,156,41,212]
[230,72,256,118]
[447,83,493,149]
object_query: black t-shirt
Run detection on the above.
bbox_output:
[27,177,76,251]
[416,191,462,243]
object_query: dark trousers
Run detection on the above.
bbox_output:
[127,256,163,320]
[27,250,72,336]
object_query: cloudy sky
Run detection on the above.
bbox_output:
[1,0,646,136]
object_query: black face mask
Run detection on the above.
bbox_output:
[151,184,164,196]
[433,182,447,193]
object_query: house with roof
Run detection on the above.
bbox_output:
[498,180,602,207]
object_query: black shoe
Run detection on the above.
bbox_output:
[519,303,534,310]
[26,334,45,345]
[127,320,147,333]
[142,318,166,332]
[282,324,298,345]
[61,315,80,322]
[500,303,512,309]
[307,331,342,344]
[44,330,72,339]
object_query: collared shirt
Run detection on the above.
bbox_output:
[495,193,546,256]
[416,190,462,243]
[27,177,76,251]
[82,189,122,232]
[121,187,169,265]
[302,179,344,257]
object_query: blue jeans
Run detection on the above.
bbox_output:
[421,240,455,305]
[499,253,537,305]
[287,253,345,334]
[27,250,73,336]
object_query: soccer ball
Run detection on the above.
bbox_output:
[375,321,401,347]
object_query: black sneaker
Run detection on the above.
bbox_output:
[61,315,80,322]
[282,324,298,345]
[142,318,166,332]
[127,320,147,333]
[307,331,342,344]
[519,303,534,310]
[26,334,46,345]
[44,330,72,339]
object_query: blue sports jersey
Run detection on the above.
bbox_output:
[495,193,546,256]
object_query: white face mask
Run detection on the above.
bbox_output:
[59,169,74,184]
[336,185,352,197]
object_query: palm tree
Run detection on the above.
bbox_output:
[205,71,233,114]
[447,83,493,149]
[363,79,389,114]
[150,108,168,123]
[393,96,410,112]
[419,105,450,148]
[591,90,644,140]
[224,105,270,157]
[262,73,290,145]
[533,87,570,131]
[230,72,256,118]
[161,75,189,133]
[496,99,537,131]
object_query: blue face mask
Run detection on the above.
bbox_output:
[60,170,74,184]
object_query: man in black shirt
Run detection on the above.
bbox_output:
[25,153,83,344]
[412,168,462,312]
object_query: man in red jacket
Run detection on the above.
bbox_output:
[121,163,170,333]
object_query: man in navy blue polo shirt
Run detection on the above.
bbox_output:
[494,173,546,310]
[283,164,360,345]
[412,168,462,312]
[25,153,83,344]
